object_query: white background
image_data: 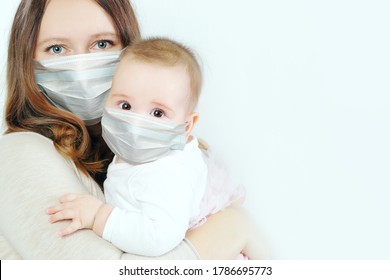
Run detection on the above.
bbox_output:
[1,0,390,259]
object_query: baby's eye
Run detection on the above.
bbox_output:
[94,40,112,50]
[119,101,131,110]
[48,45,65,55]
[151,108,165,118]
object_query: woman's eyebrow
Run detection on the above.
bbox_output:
[90,32,119,39]
[36,32,119,48]
[36,37,70,48]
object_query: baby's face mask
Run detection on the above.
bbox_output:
[101,107,187,164]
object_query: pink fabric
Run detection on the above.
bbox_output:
[236,253,249,260]
[189,149,246,229]
[188,148,248,260]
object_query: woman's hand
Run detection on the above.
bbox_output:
[46,193,103,236]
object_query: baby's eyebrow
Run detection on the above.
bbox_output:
[110,93,130,100]
[152,101,174,113]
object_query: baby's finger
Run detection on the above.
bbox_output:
[48,209,75,223]
[59,220,82,236]
[46,205,63,215]
[59,193,79,203]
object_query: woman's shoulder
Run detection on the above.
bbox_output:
[0,131,63,165]
[0,131,105,200]
[0,131,52,143]
[0,131,65,172]
[0,131,54,151]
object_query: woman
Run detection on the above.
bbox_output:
[0,0,264,259]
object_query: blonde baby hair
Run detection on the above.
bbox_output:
[122,37,202,111]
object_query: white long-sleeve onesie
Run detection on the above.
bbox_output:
[102,137,207,256]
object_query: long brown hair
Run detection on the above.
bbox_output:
[5,0,140,186]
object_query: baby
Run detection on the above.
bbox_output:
[47,38,257,258]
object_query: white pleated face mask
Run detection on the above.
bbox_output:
[101,108,186,164]
[34,50,122,125]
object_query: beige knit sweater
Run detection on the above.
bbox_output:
[0,132,198,260]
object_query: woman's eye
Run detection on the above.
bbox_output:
[48,45,65,54]
[119,102,131,110]
[94,40,111,50]
[151,108,165,118]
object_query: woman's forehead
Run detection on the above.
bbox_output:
[38,0,117,42]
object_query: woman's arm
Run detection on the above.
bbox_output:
[0,132,197,259]
[185,206,270,259]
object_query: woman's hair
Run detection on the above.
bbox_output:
[123,38,203,111]
[5,0,140,186]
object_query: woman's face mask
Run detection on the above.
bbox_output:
[34,50,122,125]
[101,107,187,164]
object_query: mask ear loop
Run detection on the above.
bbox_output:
[37,84,65,110]
[184,112,199,141]
[184,116,209,151]
[118,47,128,59]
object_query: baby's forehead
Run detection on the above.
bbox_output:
[118,57,191,84]
[120,55,185,69]
[116,56,196,108]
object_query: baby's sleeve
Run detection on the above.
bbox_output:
[103,161,198,256]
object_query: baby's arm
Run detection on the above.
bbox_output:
[47,162,198,256]
[46,194,113,236]
[104,165,196,256]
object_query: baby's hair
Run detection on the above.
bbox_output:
[122,37,202,111]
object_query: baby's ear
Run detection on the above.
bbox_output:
[185,112,199,139]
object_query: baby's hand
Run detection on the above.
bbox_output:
[46,193,103,236]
